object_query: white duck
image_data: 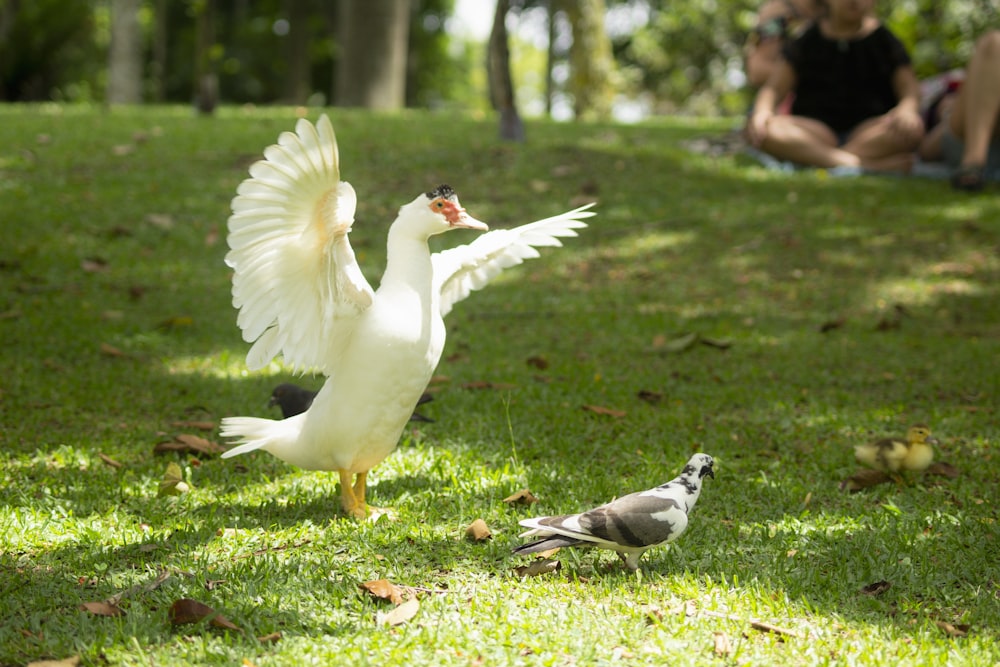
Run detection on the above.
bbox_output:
[220,115,593,518]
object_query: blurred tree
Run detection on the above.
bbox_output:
[489,0,525,140]
[193,0,218,113]
[560,0,615,120]
[107,0,143,104]
[336,0,410,108]
[0,0,96,101]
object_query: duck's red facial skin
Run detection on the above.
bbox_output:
[430,197,488,230]
[430,197,465,224]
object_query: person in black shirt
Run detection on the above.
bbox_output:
[746,0,923,172]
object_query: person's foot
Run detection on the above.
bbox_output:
[951,164,986,192]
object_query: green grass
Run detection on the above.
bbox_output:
[1,104,998,666]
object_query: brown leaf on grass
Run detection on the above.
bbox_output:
[154,434,225,456]
[168,598,240,631]
[98,453,123,468]
[204,225,220,247]
[503,489,538,506]
[526,355,549,370]
[81,257,108,273]
[861,580,892,596]
[513,559,561,578]
[582,404,626,418]
[460,380,517,390]
[376,597,419,626]
[100,343,128,358]
[699,336,733,350]
[637,389,663,404]
[157,315,194,330]
[819,316,847,333]
[171,420,217,431]
[935,620,970,638]
[359,579,404,605]
[79,601,124,617]
[926,462,960,479]
[257,631,283,644]
[713,632,733,656]
[661,332,699,353]
[840,468,892,493]
[26,657,81,667]
[465,519,492,542]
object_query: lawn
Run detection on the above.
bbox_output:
[1,104,998,666]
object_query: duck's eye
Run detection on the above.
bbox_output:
[434,200,445,209]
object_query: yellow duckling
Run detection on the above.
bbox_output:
[854,424,936,474]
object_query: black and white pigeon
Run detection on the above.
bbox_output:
[513,453,715,570]
[268,383,435,422]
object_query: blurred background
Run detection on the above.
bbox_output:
[1,0,995,122]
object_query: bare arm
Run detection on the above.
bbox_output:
[747,59,797,146]
[889,65,925,140]
[744,0,793,88]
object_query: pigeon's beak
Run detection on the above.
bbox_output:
[706,466,716,479]
[267,395,279,408]
[451,210,488,231]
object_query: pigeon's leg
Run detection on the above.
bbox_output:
[623,552,642,571]
[338,469,367,519]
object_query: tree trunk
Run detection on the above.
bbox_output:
[285,0,310,104]
[336,0,410,109]
[560,0,614,121]
[107,0,143,104]
[150,0,167,102]
[194,0,218,114]
[487,0,524,141]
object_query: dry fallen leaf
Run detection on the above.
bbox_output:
[460,380,517,391]
[158,462,190,497]
[819,316,847,333]
[257,631,282,644]
[926,462,960,479]
[636,389,663,404]
[840,468,892,492]
[526,355,549,370]
[171,420,217,431]
[79,601,124,617]
[935,620,970,638]
[154,434,225,456]
[27,657,81,667]
[98,453,123,469]
[713,632,733,656]
[861,580,892,596]
[99,342,128,358]
[503,489,538,506]
[513,559,561,578]
[465,518,492,542]
[168,598,240,631]
[377,597,419,627]
[661,332,699,353]
[582,405,626,418]
[360,579,404,606]
[81,257,109,273]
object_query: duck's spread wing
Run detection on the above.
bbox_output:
[226,115,375,372]
[432,204,594,317]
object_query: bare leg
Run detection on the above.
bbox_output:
[759,115,863,168]
[842,114,921,170]
[949,30,1000,167]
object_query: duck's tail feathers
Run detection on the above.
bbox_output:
[220,416,297,459]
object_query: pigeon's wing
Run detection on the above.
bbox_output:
[519,491,686,551]
[577,492,689,548]
[226,115,375,372]
[432,204,594,317]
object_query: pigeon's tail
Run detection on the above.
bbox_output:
[219,415,302,459]
[512,535,583,555]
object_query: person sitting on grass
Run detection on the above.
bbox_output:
[746,0,924,173]
[918,30,1000,192]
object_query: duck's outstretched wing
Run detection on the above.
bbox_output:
[432,204,594,317]
[226,115,375,372]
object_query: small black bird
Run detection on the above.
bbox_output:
[268,383,435,422]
